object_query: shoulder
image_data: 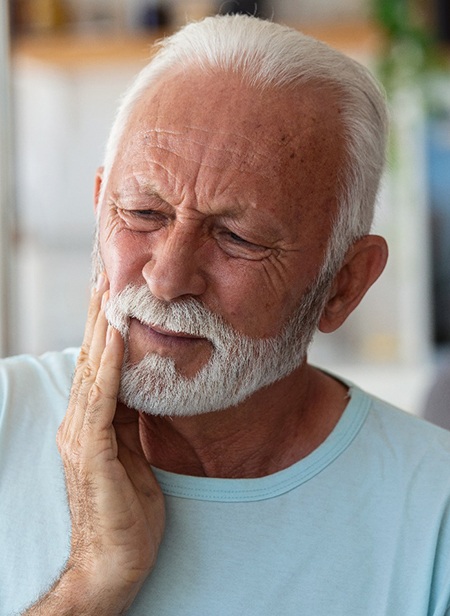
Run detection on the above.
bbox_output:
[352,384,450,481]
[0,348,79,392]
[363,387,450,442]
[0,348,79,424]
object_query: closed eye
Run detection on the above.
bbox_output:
[216,229,272,260]
[117,207,169,231]
[127,209,165,220]
[227,231,259,248]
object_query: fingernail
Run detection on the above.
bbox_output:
[96,272,107,292]
[106,325,114,345]
[101,290,110,311]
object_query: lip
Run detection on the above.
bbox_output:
[127,318,211,374]
[148,323,203,340]
[130,318,206,348]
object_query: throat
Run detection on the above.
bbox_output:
[137,367,349,479]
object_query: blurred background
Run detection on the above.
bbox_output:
[1,0,450,417]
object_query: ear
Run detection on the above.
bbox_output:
[318,235,388,334]
[93,166,104,214]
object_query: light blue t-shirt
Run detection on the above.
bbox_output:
[1,350,450,615]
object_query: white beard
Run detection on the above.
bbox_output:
[104,277,331,417]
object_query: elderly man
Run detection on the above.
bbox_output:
[2,14,450,616]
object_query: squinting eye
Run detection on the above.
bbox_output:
[129,209,163,220]
[117,207,168,231]
[227,231,255,247]
[217,229,271,260]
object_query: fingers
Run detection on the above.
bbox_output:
[65,274,109,415]
[85,325,124,431]
[58,278,107,440]
[82,273,109,357]
[58,273,124,446]
[87,291,110,370]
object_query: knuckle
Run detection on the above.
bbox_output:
[71,354,96,389]
[89,376,116,405]
[59,437,82,468]
[56,422,83,462]
[81,363,95,381]
[77,346,90,365]
[56,423,72,455]
[56,430,74,459]
[87,381,104,407]
[84,383,108,427]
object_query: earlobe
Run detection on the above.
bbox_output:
[93,167,104,214]
[318,235,388,334]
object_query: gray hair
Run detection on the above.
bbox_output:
[100,14,389,279]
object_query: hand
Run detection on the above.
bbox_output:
[52,275,165,614]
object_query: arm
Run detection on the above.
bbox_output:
[24,277,165,615]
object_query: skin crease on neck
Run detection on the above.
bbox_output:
[94,69,370,479]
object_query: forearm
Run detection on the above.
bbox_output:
[22,566,137,616]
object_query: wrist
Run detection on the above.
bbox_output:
[59,561,143,615]
[24,564,142,616]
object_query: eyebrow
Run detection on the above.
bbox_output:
[113,182,171,207]
[113,183,287,242]
[138,182,166,198]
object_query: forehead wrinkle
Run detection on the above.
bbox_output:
[112,162,182,205]
[177,124,291,159]
[137,159,185,197]
[145,126,278,154]
[158,137,273,164]
[143,144,272,179]
[141,127,276,165]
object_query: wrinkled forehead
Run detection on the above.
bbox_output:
[124,69,344,163]
[106,69,346,226]
[129,124,281,181]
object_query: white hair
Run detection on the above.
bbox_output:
[100,14,389,278]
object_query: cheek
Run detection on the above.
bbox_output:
[211,261,299,338]
[100,230,151,296]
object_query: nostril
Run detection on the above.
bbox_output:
[142,256,207,303]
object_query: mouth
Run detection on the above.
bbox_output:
[148,323,204,341]
[124,317,213,376]
[129,318,207,351]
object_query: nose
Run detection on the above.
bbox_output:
[142,224,208,302]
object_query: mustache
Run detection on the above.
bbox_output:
[105,284,240,348]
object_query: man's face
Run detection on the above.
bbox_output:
[97,70,344,390]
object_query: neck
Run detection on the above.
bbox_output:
[137,363,349,479]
